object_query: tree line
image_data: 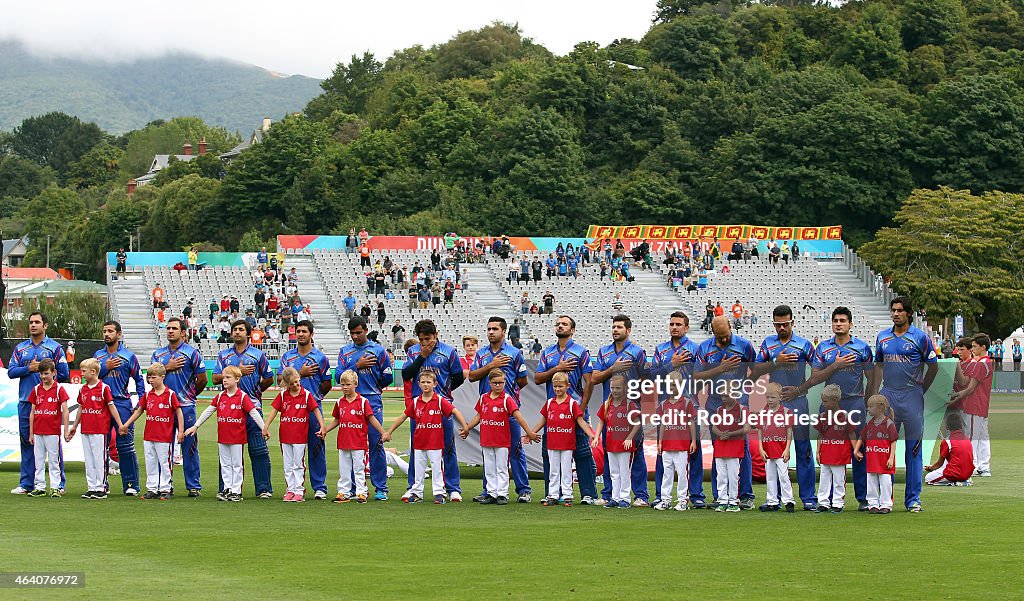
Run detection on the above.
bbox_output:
[2,0,1024,334]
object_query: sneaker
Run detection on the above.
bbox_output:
[283,492,296,502]
[27,489,46,497]
[868,506,879,514]
[125,487,138,497]
[216,491,227,501]
[714,504,726,512]
[228,493,243,502]
[654,501,671,511]
[632,498,650,508]
[562,499,573,507]
[80,491,93,499]
[691,499,707,510]
[496,496,509,505]
[174,455,183,466]
[879,507,891,514]
[257,491,273,499]
[814,505,830,513]
[726,504,741,512]
[433,494,447,505]
[401,490,412,502]
[907,503,923,513]
[580,496,596,506]
[11,486,29,495]
[543,497,559,507]
[785,502,795,513]
[708,500,720,509]
[594,498,609,507]
[293,493,305,502]
[142,491,159,500]
[374,491,388,501]
[617,500,630,509]
[333,494,352,504]
[517,493,532,504]
[108,465,120,476]
[803,502,818,511]
[472,493,489,503]
[92,491,108,499]
[356,494,368,504]
[159,492,171,501]
[759,503,779,512]
[49,489,63,498]
[449,492,462,502]
[737,498,754,510]
[479,495,496,505]
[313,490,328,500]
[858,500,869,512]
[830,506,843,513]
[187,489,201,498]
[975,469,991,477]
[956,480,973,487]
[674,502,688,512]
[407,494,422,504]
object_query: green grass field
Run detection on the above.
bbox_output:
[2,394,1022,600]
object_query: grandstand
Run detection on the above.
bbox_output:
[105,235,903,364]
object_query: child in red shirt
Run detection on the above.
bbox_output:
[27,359,69,497]
[814,384,861,513]
[711,389,750,513]
[961,335,993,476]
[325,369,386,503]
[385,371,468,504]
[855,394,898,514]
[592,375,641,509]
[121,363,185,500]
[655,372,697,512]
[263,367,325,502]
[460,369,540,505]
[926,413,975,486]
[66,358,121,499]
[757,383,795,512]
[534,372,595,506]
[185,365,266,501]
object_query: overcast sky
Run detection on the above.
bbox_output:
[1,0,657,78]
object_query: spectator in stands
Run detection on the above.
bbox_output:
[442,283,455,309]
[188,246,198,271]
[769,242,781,267]
[218,318,231,343]
[392,320,406,350]
[360,244,371,268]
[1013,339,1022,371]
[182,299,194,320]
[529,303,539,314]
[251,324,265,346]
[358,302,371,319]
[376,301,387,330]
[507,256,519,284]
[374,270,387,296]
[187,315,199,340]
[152,283,164,309]
[116,248,127,275]
[532,256,543,283]
[345,228,358,254]
[520,256,530,282]
[257,246,269,270]
[431,281,442,307]
[198,322,208,340]
[612,292,624,313]
[417,286,431,309]
[407,286,418,311]
[358,227,369,246]
[792,241,800,261]
[600,259,608,280]
[529,337,542,360]
[702,301,714,331]
[521,292,531,314]
[229,296,240,314]
[430,248,442,271]
[781,241,790,265]
[254,289,266,319]
[731,300,744,324]
[244,309,257,330]
[546,254,556,280]
[267,321,280,346]
[730,240,743,262]
[543,290,555,315]
[751,312,759,326]
[287,267,298,286]
[341,291,356,319]
[208,298,218,323]
[558,256,568,277]
[509,318,521,343]
[748,235,759,258]
[296,304,310,324]
[812,335,819,347]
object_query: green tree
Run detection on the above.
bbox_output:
[20,185,86,250]
[832,3,908,80]
[858,187,1024,337]
[66,142,124,189]
[16,292,108,339]
[0,156,56,207]
[120,117,239,179]
[432,22,541,80]
[11,112,104,177]
[306,52,383,120]
[237,228,275,252]
[144,175,220,252]
[901,0,967,50]
[645,14,738,79]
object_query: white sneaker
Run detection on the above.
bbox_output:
[653,501,671,511]
[313,490,328,500]
[258,492,273,499]
[975,469,991,477]
[674,502,689,511]
[10,486,29,495]
[173,454,183,466]
[401,490,412,501]
[580,496,596,505]
[594,498,609,507]
[449,492,462,502]
[632,498,650,508]
[125,488,138,496]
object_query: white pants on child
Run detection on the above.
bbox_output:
[218,443,244,494]
[660,450,689,504]
[715,457,740,505]
[82,433,106,491]
[386,450,409,475]
[925,461,970,485]
[281,443,307,495]
[765,458,794,505]
[963,414,990,472]
[866,473,893,509]
[337,449,367,496]
[33,434,62,491]
[608,451,632,503]
[410,448,443,498]
[547,449,573,500]
[143,440,173,493]
[482,446,510,498]
[817,464,846,508]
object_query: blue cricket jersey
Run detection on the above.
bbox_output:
[337,341,393,404]
[8,337,69,402]
[95,343,145,404]
[651,337,699,400]
[695,334,756,405]
[811,336,874,401]
[406,341,462,398]
[279,347,333,402]
[756,334,815,390]
[875,326,937,393]
[537,340,592,401]
[471,341,528,402]
[151,342,204,406]
[595,340,647,401]
[214,344,273,406]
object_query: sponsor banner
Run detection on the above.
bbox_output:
[586,224,843,242]
[106,252,249,270]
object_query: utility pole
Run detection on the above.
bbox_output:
[46,235,51,269]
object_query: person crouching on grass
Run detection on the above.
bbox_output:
[531,372,595,507]
[184,365,265,502]
[814,384,861,513]
[460,369,541,505]
[385,371,469,504]
[757,382,795,513]
[65,358,121,499]
[263,367,326,503]
[925,412,975,487]
[592,374,642,509]
[856,394,898,514]
[711,388,749,513]
[27,359,69,497]
[120,363,184,500]
[324,370,387,504]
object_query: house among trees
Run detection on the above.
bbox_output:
[2,236,29,268]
